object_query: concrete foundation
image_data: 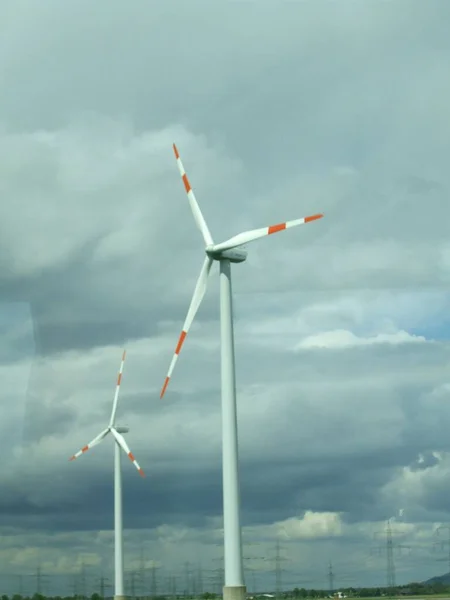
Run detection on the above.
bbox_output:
[223,585,247,600]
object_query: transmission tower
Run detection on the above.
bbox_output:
[373,519,411,599]
[243,546,265,595]
[273,539,289,599]
[194,562,204,596]
[164,575,177,599]
[433,525,450,574]
[171,574,178,599]
[12,574,24,597]
[387,520,396,595]
[136,544,148,599]
[35,563,50,596]
[183,560,194,597]
[325,562,356,595]
[244,560,265,594]
[150,563,160,598]
[79,560,88,600]
[99,574,111,600]
[210,563,225,596]
[71,574,79,600]
[243,538,264,591]
[125,569,138,599]
[328,561,334,596]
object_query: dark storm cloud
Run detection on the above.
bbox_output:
[9,344,450,537]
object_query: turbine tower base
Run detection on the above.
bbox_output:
[223,585,247,600]
[114,596,127,600]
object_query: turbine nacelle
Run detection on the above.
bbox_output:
[206,246,247,264]
[115,425,129,434]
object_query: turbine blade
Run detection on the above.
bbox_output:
[160,256,213,398]
[109,350,126,427]
[211,213,324,252]
[69,428,110,461]
[110,428,145,477]
[173,143,214,246]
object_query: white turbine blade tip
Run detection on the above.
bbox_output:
[111,428,145,477]
[160,330,187,398]
[127,450,145,477]
[269,212,324,233]
[68,428,109,461]
[109,350,127,426]
[212,213,324,251]
[68,443,89,461]
[160,256,212,398]
[160,375,170,399]
[172,143,214,246]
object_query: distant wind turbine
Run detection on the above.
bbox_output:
[69,351,145,600]
[161,144,324,600]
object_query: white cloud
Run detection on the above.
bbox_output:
[295,329,427,350]
[276,512,343,540]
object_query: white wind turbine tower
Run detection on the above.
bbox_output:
[161,144,324,600]
[69,350,145,600]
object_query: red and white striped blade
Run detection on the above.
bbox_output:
[110,427,145,477]
[173,143,214,247]
[210,213,324,252]
[160,255,213,399]
[69,428,110,461]
[109,350,126,427]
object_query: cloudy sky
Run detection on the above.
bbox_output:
[1,0,450,595]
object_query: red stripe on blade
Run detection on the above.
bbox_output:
[182,174,191,193]
[173,144,179,159]
[160,377,170,398]
[175,331,187,355]
[117,373,122,386]
[128,452,135,462]
[82,446,88,453]
[139,468,145,477]
[304,213,324,223]
[268,223,287,234]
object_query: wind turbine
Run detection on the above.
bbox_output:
[69,350,145,600]
[161,144,324,600]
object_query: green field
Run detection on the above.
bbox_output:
[358,596,450,600]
